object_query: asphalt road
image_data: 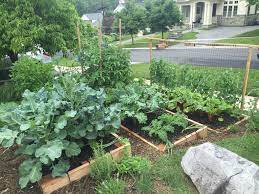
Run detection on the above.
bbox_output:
[130,47,259,69]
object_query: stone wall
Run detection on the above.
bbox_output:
[216,15,257,26]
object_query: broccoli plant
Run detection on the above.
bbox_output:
[142,113,189,143]
[0,74,121,188]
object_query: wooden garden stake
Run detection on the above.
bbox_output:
[241,47,253,110]
[119,18,122,47]
[76,21,81,51]
[149,40,153,64]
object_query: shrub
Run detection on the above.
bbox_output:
[11,56,54,94]
[247,110,259,132]
[96,179,126,194]
[80,44,132,88]
[0,74,121,188]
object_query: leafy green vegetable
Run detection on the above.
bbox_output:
[111,81,166,124]
[142,113,189,143]
[0,74,121,188]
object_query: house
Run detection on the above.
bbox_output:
[81,12,103,27]
[113,0,145,13]
[176,0,258,26]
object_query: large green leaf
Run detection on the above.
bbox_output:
[35,140,64,164]
[19,159,42,189]
[65,142,81,157]
[0,127,19,147]
[52,160,70,177]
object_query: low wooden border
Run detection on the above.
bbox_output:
[224,114,250,132]
[120,110,208,152]
[39,133,131,194]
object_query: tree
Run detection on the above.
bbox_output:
[73,0,118,16]
[145,0,181,39]
[115,0,147,44]
[0,0,79,62]
[246,0,259,11]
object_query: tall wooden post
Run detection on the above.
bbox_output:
[98,19,103,59]
[76,21,83,74]
[119,18,122,47]
[149,40,153,64]
[76,21,81,51]
[241,47,253,110]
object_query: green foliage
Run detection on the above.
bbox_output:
[11,57,54,94]
[0,0,79,61]
[136,172,154,194]
[96,178,126,194]
[142,113,188,143]
[150,60,242,104]
[0,82,20,102]
[73,0,118,16]
[110,81,166,124]
[90,144,116,182]
[80,45,132,88]
[0,74,121,188]
[165,87,236,120]
[228,124,241,133]
[116,156,151,175]
[247,110,259,132]
[115,0,147,44]
[145,0,181,38]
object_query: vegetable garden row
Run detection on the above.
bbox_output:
[0,44,255,193]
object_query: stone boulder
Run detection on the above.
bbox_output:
[181,142,259,194]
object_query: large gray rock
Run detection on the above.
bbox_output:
[181,142,259,194]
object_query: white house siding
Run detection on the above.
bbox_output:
[177,0,258,26]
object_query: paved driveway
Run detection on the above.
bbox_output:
[195,26,259,42]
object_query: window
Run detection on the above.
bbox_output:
[233,6,238,16]
[223,6,228,17]
[212,4,217,17]
[234,1,238,3]
[224,1,228,4]
[228,6,233,17]
[229,1,233,4]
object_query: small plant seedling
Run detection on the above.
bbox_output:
[96,178,126,194]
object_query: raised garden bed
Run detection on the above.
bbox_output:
[39,133,131,194]
[120,110,207,152]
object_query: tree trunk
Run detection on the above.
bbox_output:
[131,33,134,45]
[8,51,18,63]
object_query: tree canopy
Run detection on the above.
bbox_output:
[0,0,79,61]
[73,0,118,16]
[145,0,181,38]
[115,0,147,44]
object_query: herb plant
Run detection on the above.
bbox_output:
[116,156,151,175]
[96,178,126,194]
[0,74,121,188]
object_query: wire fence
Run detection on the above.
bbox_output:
[130,38,259,108]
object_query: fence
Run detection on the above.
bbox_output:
[143,38,259,109]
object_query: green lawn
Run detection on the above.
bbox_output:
[217,29,259,45]
[131,63,259,96]
[153,133,259,193]
[176,32,198,40]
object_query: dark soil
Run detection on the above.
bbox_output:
[187,112,241,130]
[122,111,199,146]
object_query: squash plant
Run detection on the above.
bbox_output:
[0,74,121,189]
